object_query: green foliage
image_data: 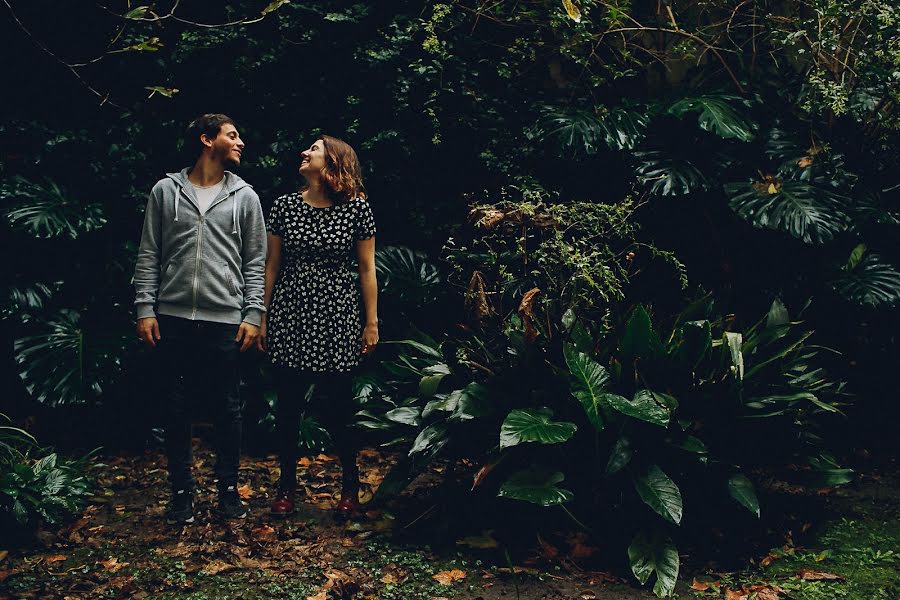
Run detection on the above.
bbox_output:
[1,176,106,239]
[628,532,680,598]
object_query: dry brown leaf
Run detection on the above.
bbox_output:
[100,557,129,572]
[252,525,278,543]
[691,578,710,591]
[237,484,253,499]
[724,588,748,600]
[747,584,781,600]
[797,569,844,581]
[44,554,67,564]
[306,592,328,600]
[201,560,239,576]
[760,553,778,567]
[315,453,335,462]
[517,287,541,343]
[432,569,467,584]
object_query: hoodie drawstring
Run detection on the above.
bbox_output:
[231,193,238,234]
[174,194,180,222]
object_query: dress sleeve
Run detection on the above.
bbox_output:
[266,194,284,237]
[355,199,376,240]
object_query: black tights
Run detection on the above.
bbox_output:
[273,366,360,493]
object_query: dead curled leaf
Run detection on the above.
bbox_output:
[44,555,67,564]
[201,560,239,576]
[432,569,467,584]
[691,577,711,591]
[797,569,844,581]
[100,557,129,572]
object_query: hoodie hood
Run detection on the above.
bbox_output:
[166,168,252,233]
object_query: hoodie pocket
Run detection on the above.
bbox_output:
[222,262,239,296]
[159,259,191,304]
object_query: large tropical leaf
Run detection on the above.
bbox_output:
[13,309,127,406]
[668,95,756,142]
[1,176,106,239]
[375,245,442,307]
[726,179,851,244]
[497,468,574,506]
[830,253,900,308]
[606,390,672,427]
[499,407,577,449]
[634,150,708,196]
[628,531,680,597]
[529,105,649,154]
[727,473,760,518]
[408,423,449,458]
[633,465,683,524]
[620,305,665,360]
[564,344,609,431]
[2,282,58,322]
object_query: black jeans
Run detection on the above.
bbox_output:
[273,366,360,492]
[157,315,242,493]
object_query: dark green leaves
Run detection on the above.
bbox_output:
[668,95,757,142]
[628,531,680,597]
[564,344,610,430]
[607,390,673,427]
[726,179,851,244]
[498,468,574,506]
[634,151,708,196]
[500,408,577,449]
[2,177,106,239]
[634,465,683,524]
[529,105,649,155]
[831,253,900,308]
[621,306,664,360]
[727,474,760,518]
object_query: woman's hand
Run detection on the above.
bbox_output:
[255,315,268,353]
[361,322,379,355]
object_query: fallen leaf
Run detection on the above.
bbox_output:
[381,572,398,584]
[306,592,328,600]
[580,591,597,599]
[691,578,710,591]
[201,560,239,576]
[252,525,277,543]
[797,569,844,581]
[724,588,748,600]
[315,453,335,462]
[760,553,779,567]
[433,569,467,585]
[747,584,782,600]
[0,550,7,563]
[100,557,129,572]
[237,484,253,499]
[44,555,67,564]
[797,156,813,168]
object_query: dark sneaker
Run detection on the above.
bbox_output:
[166,489,195,525]
[217,485,247,519]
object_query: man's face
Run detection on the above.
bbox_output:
[203,123,244,166]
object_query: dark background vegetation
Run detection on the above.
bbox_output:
[2,1,898,595]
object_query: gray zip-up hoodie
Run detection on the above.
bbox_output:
[134,168,266,326]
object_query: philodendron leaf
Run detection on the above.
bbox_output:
[727,474,760,518]
[621,306,664,360]
[498,468,574,506]
[500,408,577,449]
[409,423,448,457]
[668,95,756,142]
[628,531,680,597]
[564,344,609,431]
[634,465,683,524]
[606,390,672,427]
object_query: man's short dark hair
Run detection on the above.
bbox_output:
[186,113,237,152]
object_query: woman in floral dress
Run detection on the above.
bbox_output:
[257,135,378,516]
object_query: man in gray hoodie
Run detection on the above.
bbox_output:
[134,114,266,524]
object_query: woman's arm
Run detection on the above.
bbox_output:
[356,236,378,354]
[256,232,283,352]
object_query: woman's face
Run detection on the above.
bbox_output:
[299,139,326,177]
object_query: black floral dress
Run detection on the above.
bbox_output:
[266,192,376,372]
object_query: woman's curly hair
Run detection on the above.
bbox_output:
[314,134,367,203]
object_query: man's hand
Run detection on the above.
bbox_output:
[235,322,260,352]
[137,317,161,348]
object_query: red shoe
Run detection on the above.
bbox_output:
[270,490,295,517]
[334,491,362,517]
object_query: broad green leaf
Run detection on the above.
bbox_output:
[500,408,577,449]
[448,382,492,422]
[409,423,448,457]
[727,474,760,517]
[672,435,707,454]
[847,243,866,270]
[606,436,632,474]
[726,180,850,244]
[564,344,609,431]
[124,6,149,19]
[2,177,106,239]
[384,407,421,427]
[628,531,679,597]
[621,306,663,360]
[673,320,711,369]
[634,151,708,196]
[606,390,671,427]
[724,332,744,381]
[634,465,683,524]
[498,468,574,506]
[766,298,789,328]
[668,95,756,142]
[831,253,900,308]
[382,339,443,359]
[418,373,446,398]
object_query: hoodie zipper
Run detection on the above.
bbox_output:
[192,214,204,320]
